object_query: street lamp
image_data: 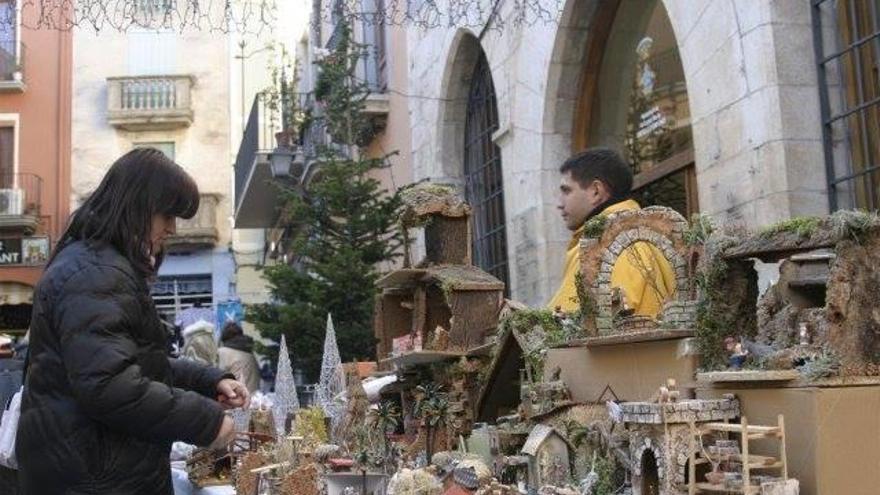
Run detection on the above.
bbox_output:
[268,147,307,182]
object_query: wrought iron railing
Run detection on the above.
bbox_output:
[813,0,880,210]
[0,40,24,82]
[0,173,42,216]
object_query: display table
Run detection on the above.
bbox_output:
[171,462,235,495]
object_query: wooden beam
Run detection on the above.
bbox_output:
[632,149,695,191]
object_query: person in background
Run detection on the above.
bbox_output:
[218,322,261,394]
[549,147,675,316]
[16,148,250,494]
[181,319,219,366]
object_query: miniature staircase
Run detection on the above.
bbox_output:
[688,415,788,495]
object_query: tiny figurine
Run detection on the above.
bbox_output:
[798,322,811,346]
[725,337,749,370]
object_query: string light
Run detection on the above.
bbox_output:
[0,0,564,33]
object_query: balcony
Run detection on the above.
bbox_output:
[234,93,287,229]
[0,40,25,92]
[165,193,220,251]
[106,75,194,131]
[0,174,42,234]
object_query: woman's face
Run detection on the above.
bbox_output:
[149,213,176,256]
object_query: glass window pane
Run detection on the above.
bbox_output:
[464,52,509,293]
[134,141,175,161]
[588,0,695,214]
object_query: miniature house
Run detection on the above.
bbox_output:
[520,424,574,490]
[619,397,740,495]
[373,185,506,452]
[713,216,880,373]
[374,185,504,367]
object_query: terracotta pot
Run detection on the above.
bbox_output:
[275,130,292,148]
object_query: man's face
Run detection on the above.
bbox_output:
[558,171,608,231]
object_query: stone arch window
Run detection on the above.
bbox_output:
[576,0,697,217]
[464,51,510,292]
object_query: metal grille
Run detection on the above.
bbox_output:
[813,0,880,210]
[464,52,510,293]
[150,275,213,321]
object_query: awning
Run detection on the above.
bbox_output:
[0,282,33,305]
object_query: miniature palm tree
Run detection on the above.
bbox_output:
[411,383,448,459]
[368,401,401,471]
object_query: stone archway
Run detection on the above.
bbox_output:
[543,0,713,153]
[543,0,755,220]
[640,449,661,495]
[579,206,695,334]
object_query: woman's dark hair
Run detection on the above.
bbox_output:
[50,148,199,277]
[221,321,244,342]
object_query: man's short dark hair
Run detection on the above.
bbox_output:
[559,147,633,197]
[221,321,244,342]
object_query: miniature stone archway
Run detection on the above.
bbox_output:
[579,206,695,335]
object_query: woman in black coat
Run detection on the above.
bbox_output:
[16,149,250,494]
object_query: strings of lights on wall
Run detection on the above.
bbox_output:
[0,0,565,33]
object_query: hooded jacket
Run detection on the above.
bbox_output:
[17,241,230,494]
[181,320,219,367]
[218,334,261,393]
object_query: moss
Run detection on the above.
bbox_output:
[760,216,822,239]
[684,213,715,246]
[574,271,597,325]
[829,209,880,242]
[499,309,580,382]
[293,407,329,450]
[582,214,608,239]
[593,454,623,495]
[798,351,841,381]
[693,252,733,371]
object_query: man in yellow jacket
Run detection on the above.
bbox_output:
[548,148,675,317]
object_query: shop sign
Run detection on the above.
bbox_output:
[0,237,50,266]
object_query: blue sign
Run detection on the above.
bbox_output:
[216,300,244,328]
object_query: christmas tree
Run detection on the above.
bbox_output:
[317,314,346,429]
[272,334,300,436]
[247,21,402,380]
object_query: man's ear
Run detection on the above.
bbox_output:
[589,179,608,198]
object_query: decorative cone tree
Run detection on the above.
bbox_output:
[247,21,403,380]
[317,314,346,430]
[273,335,300,436]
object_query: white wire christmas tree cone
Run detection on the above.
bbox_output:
[272,334,300,437]
[316,313,346,436]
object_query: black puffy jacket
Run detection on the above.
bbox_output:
[17,241,229,494]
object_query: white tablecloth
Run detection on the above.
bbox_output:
[171,462,236,495]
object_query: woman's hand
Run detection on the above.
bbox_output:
[216,379,250,410]
[208,415,235,450]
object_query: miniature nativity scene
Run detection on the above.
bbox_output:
[184,184,880,495]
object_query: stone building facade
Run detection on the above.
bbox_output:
[405,0,835,307]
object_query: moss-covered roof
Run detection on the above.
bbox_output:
[377,264,504,291]
[399,183,471,226]
[723,211,880,261]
